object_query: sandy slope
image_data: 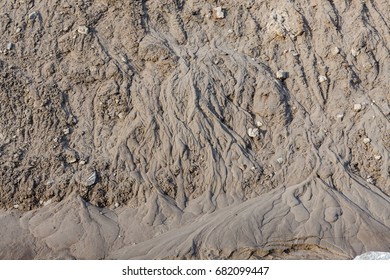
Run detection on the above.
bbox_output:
[1,0,390,259]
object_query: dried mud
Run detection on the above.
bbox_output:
[1,0,390,259]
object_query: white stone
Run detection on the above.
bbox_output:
[332,47,340,55]
[77,25,89,35]
[85,171,97,187]
[63,128,70,135]
[351,48,360,57]
[213,7,225,19]
[6,43,13,50]
[247,128,259,138]
[276,157,283,164]
[114,202,119,208]
[256,121,263,127]
[374,155,382,160]
[363,138,371,144]
[366,177,374,184]
[336,113,344,119]
[318,75,327,83]
[353,103,362,112]
[13,204,19,209]
[276,70,288,80]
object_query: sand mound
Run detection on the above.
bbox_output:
[1,0,390,259]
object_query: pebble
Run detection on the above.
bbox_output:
[85,170,97,187]
[276,157,283,164]
[366,178,374,184]
[77,25,89,35]
[351,48,360,57]
[332,47,340,55]
[114,202,119,208]
[353,103,362,112]
[213,7,225,19]
[276,70,289,80]
[63,128,70,135]
[256,121,263,127]
[13,204,19,209]
[6,43,13,50]
[374,155,382,160]
[336,113,344,120]
[247,128,259,138]
[318,75,328,83]
[363,138,371,144]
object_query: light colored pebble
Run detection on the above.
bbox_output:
[353,103,362,112]
[363,138,371,144]
[318,75,327,83]
[77,25,89,35]
[276,70,289,80]
[247,128,259,138]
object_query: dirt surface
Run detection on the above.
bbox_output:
[1,0,390,259]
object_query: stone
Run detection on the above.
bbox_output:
[6,43,13,50]
[318,75,327,83]
[374,155,382,160]
[353,103,362,112]
[363,138,371,144]
[276,157,283,164]
[247,128,259,138]
[336,113,344,120]
[85,170,97,187]
[332,47,340,55]
[256,121,263,127]
[63,128,70,135]
[213,7,225,19]
[276,70,289,80]
[351,48,360,57]
[77,25,89,35]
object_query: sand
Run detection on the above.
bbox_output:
[1,0,390,259]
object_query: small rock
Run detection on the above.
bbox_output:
[374,155,382,160]
[366,177,374,184]
[336,113,344,120]
[13,204,19,209]
[247,128,259,138]
[85,170,97,187]
[332,47,340,55]
[276,70,289,80]
[256,121,263,127]
[63,128,70,135]
[77,25,89,35]
[114,202,119,208]
[213,7,225,19]
[6,43,13,50]
[351,48,360,57]
[318,75,327,83]
[276,157,283,164]
[227,29,233,34]
[353,103,362,112]
[79,160,87,165]
[363,138,371,144]
[15,27,21,33]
